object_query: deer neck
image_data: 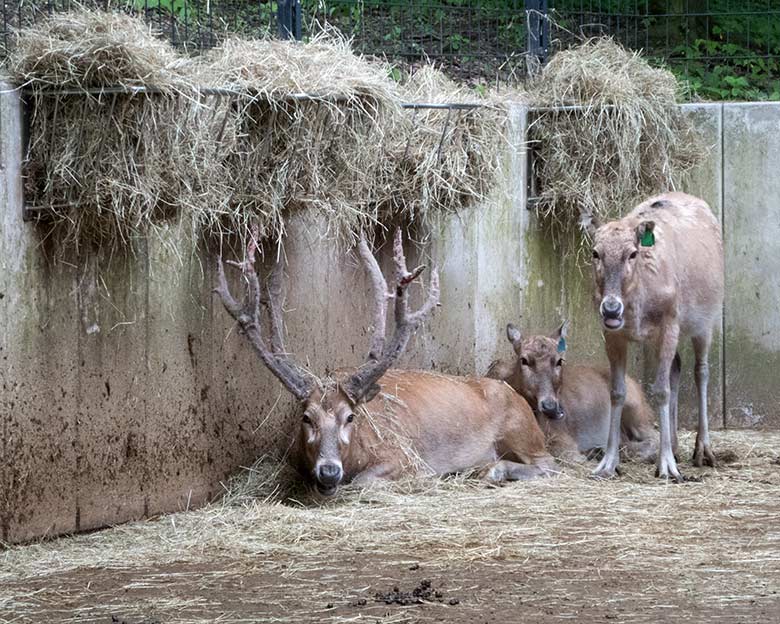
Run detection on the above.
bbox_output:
[507,366,539,412]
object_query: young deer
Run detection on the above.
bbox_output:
[487,322,657,463]
[588,192,724,481]
[214,228,557,496]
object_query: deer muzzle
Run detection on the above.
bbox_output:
[315,461,343,495]
[540,397,565,420]
[599,296,625,331]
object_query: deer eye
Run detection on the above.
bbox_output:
[629,250,638,260]
[302,414,312,424]
[520,357,530,367]
[556,359,564,367]
[346,413,354,423]
[592,250,600,260]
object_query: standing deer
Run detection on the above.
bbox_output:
[588,192,724,481]
[214,228,557,496]
[487,321,657,463]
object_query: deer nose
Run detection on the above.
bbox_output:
[540,398,560,417]
[601,298,623,318]
[317,463,343,486]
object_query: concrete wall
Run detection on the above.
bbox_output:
[2,87,779,543]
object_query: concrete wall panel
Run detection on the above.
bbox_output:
[723,103,780,428]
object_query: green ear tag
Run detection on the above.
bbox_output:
[640,229,655,247]
[557,337,566,353]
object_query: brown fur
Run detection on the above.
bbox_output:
[487,326,657,463]
[589,191,724,480]
[293,369,558,494]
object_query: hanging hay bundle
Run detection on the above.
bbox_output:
[527,38,703,239]
[187,32,403,246]
[7,10,196,255]
[385,66,506,225]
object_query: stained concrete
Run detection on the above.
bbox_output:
[722,103,780,428]
[1,86,779,543]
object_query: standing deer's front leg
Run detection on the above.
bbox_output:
[593,335,628,479]
[654,322,683,482]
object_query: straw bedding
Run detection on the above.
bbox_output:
[0,429,778,622]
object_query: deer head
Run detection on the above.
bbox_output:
[591,219,655,332]
[505,321,568,420]
[213,228,439,496]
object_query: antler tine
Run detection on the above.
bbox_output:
[213,228,311,402]
[344,228,440,404]
[358,234,390,362]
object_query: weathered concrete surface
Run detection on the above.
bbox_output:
[722,103,780,428]
[2,89,779,543]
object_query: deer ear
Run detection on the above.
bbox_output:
[636,220,656,247]
[506,323,522,348]
[580,212,602,237]
[551,320,569,352]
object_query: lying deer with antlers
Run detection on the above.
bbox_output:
[588,192,724,481]
[487,321,657,463]
[214,229,558,496]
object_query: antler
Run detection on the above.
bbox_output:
[213,229,312,402]
[344,228,440,403]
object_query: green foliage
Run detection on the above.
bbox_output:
[134,0,189,20]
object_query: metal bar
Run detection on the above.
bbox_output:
[20,87,488,110]
[20,86,631,114]
[436,108,454,164]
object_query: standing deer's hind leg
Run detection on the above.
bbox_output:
[692,334,717,467]
[669,352,681,459]
[654,324,684,482]
[593,337,627,479]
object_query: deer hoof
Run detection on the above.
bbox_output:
[591,466,620,480]
[655,466,685,484]
[693,444,717,468]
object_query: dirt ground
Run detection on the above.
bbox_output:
[2,429,780,624]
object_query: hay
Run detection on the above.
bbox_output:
[527,38,703,241]
[7,14,703,258]
[1,429,779,622]
[386,66,507,226]
[184,31,404,247]
[7,10,197,256]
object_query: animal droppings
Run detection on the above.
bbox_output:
[373,579,457,606]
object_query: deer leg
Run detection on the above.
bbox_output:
[593,337,627,479]
[669,352,681,459]
[350,463,402,486]
[692,334,716,467]
[485,459,557,482]
[654,324,684,482]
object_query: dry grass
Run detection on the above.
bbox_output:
[1,430,779,622]
[7,15,704,262]
[183,31,404,249]
[527,38,704,246]
[8,10,197,257]
[385,66,507,227]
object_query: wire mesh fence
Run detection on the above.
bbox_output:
[2,1,779,95]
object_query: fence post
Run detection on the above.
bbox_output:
[525,0,549,64]
[278,0,302,41]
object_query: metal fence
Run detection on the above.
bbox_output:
[2,1,779,91]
